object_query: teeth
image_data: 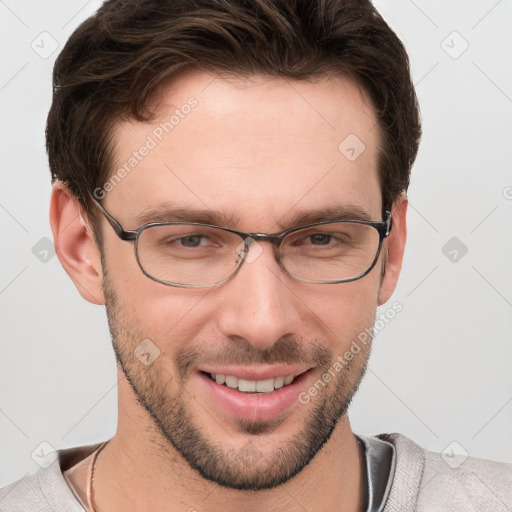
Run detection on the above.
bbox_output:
[225,375,238,388]
[274,376,285,389]
[238,379,256,392]
[210,373,297,393]
[256,378,274,393]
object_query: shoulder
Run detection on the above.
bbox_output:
[0,470,49,512]
[0,443,101,512]
[375,433,512,511]
[419,442,512,511]
[0,462,82,512]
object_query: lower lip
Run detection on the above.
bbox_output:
[198,370,312,422]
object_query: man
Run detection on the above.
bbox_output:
[1,0,511,510]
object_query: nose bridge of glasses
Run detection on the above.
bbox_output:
[247,233,282,244]
[235,233,283,266]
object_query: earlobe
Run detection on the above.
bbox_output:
[377,195,408,306]
[50,183,105,305]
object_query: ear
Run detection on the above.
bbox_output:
[377,195,407,306]
[49,183,105,305]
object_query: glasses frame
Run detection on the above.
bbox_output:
[91,197,392,288]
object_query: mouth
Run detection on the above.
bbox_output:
[203,371,305,394]
[197,367,314,422]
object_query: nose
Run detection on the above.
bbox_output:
[216,240,302,352]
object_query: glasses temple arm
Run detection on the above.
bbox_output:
[90,197,137,241]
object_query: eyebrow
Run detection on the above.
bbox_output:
[135,205,238,227]
[280,205,374,227]
[135,203,375,230]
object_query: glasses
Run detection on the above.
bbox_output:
[91,198,392,288]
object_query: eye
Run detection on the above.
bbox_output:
[283,226,356,256]
[174,234,210,247]
[305,233,334,246]
[146,228,222,251]
[293,231,347,248]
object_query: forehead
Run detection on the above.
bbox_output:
[108,70,382,229]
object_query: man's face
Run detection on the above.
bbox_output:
[100,71,387,490]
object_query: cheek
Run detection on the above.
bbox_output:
[304,276,379,342]
[131,289,213,346]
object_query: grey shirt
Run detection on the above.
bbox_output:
[1,433,511,511]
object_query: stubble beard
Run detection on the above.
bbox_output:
[102,273,372,491]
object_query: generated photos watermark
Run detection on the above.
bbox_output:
[93,97,198,200]
[298,301,403,405]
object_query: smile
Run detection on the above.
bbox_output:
[197,365,313,420]
[208,373,297,393]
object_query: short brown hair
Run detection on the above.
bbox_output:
[46,0,421,231]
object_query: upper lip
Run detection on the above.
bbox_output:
[197,365,312,381]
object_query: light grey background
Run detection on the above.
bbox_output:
[1,0,511,487]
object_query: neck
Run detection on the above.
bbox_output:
[93,376,365,512]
